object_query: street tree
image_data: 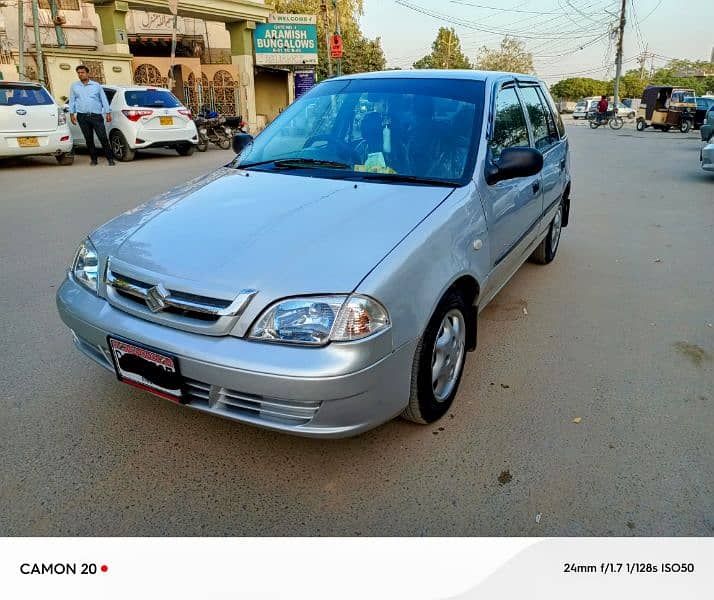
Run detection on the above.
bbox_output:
[273,0,386,79]
[412,27,472,70]
[474,36,534,74]
[549,77,608,100]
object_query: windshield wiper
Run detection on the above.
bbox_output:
[354,173,458,187]
[238,158,350,170]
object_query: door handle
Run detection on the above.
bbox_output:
[532,181,540,195]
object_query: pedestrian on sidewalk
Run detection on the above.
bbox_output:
[69,66,115,166]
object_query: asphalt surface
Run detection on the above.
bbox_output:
[1,125,712,537]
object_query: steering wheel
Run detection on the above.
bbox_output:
[302,134,359,164]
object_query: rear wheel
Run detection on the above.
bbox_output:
[176,143,195,156]
[636,119,646,131]
[589,119,600,129]
[530,203,563,265]
[55,152,74,166]
[609,116,624,130]
[401,290,468,424]
[196,139,208,152]
[110,131,135,162]
[680,120,691,134]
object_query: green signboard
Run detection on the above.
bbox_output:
[254,16,318,66]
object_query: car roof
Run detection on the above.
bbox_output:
[329,69,543,85]
[102,85,172,91]
[0,80,47,88]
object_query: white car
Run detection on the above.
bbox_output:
[573,98,636,120]
[0,81,74,165]
[69,85,198,161]
[572,97,600,119]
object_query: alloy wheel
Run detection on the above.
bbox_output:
[431,309,466,402]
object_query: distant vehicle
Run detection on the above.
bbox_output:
[0,81,74,165]
[573,98,635,120]
[635,86,696,133]
[700,106,714,142]
[68,85,198,161]
[572,97,600,119]
[693,97,714,130]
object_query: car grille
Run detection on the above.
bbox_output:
[183,378,321,426]
[103,258,256,335]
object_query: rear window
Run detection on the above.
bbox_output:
[123,89,181,108]
[0,84,54,106]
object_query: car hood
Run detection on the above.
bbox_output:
[92,167,453,299]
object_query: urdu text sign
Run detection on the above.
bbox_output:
[254,23,318,65]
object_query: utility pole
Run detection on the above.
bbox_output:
[321,0,332,77]
[637,46,648,79]
[167,0,178,92]
[612,0,626,109]
[49,0,66,47]
[30,0,44,84]
[333,0,341,77]
[18,0,25,80]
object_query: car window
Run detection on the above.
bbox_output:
[237,77,484,185]
[103,88,116,104]
[538,85,565,138]
[124,89,182,108]
[0,84,53,106]
[490,86,529,160]
[519,86,558,152]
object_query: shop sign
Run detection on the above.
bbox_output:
[255,14,318,65]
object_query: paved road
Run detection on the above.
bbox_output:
[1,127,712,536]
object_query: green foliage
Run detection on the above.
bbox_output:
[272,0,385,80]
[412,27,472,70]
[474,36,534,75]
[549,77,608,100]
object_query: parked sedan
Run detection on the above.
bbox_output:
[57,70,571,438]
[69,85,198,160]
[701,142,714,172]
[0,81,74,164]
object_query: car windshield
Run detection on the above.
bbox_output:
[0,84,53,106]
[234,77,485,186]
[124,89,182,108]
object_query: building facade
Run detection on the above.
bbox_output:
[0,0,306,131]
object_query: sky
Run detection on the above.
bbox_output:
[359,0,714,83]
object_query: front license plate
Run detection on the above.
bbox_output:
[17,136,39,147]
[108,337,182,401]
[159,116,173,126]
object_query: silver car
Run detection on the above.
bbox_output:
[57,70,572,438]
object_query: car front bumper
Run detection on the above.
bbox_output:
[56,276,415,438]
[701,143,714,172]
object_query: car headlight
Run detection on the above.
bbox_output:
[72,238,99,293]
[249,294,390,345]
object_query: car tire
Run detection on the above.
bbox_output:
[680,120,691,134]
[530,202,563,265]
[55,152,74,166]
[176,143,195,156]
[636,119,646,131]
[110,131,135,162]
[401,289,468,425]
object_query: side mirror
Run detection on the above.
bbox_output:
[485,147,543,185]
[232,132,254,155]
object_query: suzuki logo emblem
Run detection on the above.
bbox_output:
[145,283,170,313]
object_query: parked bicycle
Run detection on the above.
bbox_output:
[588,109,624,130]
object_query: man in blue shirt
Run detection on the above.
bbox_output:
[69,65,115,165]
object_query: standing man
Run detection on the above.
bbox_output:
[69,66,115,166]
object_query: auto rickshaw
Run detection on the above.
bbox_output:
[635,86,696,133]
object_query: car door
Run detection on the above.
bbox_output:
[479,82,542,291]
[517,84,566,234]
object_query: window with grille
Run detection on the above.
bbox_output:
[81,60,106,84]
[39,0,80,10]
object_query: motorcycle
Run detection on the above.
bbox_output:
[194,107,245,151]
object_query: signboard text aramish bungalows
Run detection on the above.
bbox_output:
[254,14,318,66]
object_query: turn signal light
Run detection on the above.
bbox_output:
[122,109,153,122]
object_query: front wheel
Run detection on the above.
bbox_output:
[609,116,624,130]
[217,136,231,150]
[589,120,600,129]
[196,138,208,152]
[636,119,646,131]
[110,131,135,162]
[401,290,468,424]
[530,203,563,265]
[680,120,691,134]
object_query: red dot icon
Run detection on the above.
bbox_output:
[101,565,108,573]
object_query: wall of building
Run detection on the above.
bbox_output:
[255,68,288,126]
